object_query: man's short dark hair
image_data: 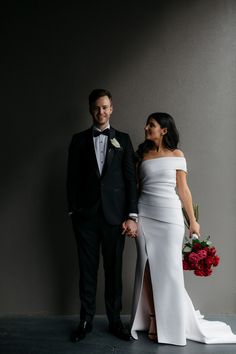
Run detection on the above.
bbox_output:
[89,89,112,106]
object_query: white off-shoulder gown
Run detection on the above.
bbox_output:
[130,157,236,346]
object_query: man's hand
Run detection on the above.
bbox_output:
[122,219,138,238]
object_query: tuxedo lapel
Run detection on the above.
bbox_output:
[101,127,116,177]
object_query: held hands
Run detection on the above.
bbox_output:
[122,219,138,238]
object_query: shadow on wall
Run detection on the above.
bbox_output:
[0,0,172,314]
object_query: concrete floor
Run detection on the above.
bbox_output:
[0,315,236,354]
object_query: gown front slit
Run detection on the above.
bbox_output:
[130,157,236,346]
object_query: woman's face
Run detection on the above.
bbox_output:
[145,118,166,142]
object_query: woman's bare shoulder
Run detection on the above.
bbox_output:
[173,149,185,157]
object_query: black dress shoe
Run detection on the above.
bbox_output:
[109,321,132,341]
[70,321,93,342]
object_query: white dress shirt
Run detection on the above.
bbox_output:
[93,124,110,175]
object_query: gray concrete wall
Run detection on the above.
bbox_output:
[1,0,235,315]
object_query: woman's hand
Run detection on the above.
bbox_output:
[189,220,200,238]
[122,220,138,238]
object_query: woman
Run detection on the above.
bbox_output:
[126,112,236,346]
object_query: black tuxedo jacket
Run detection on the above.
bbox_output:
[67,126,138,225]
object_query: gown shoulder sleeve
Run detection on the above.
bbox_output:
[176,157,187,173]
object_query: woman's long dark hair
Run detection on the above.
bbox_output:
[136,112,179,160]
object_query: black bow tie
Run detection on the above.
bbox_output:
[93,128,110,137]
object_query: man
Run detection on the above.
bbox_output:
[67,89,138,342]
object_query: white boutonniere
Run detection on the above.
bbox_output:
[110,138,122,149]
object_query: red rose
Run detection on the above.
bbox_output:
[189,252,199,265]
[184,253,190,261]
[205,256,214,267]
[183,260,190,270]
[190,262,197,270]
[197,249,207,260]
[196,261,205,270]
[193,242,202,251]
[208,247,216,256]
[204,268,213,276]
[213,255,220,267]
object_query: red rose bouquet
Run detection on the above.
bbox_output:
[182,204,220,277]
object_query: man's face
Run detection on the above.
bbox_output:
[90,95,113,129]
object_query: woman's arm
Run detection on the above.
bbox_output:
[176,170,200,236]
